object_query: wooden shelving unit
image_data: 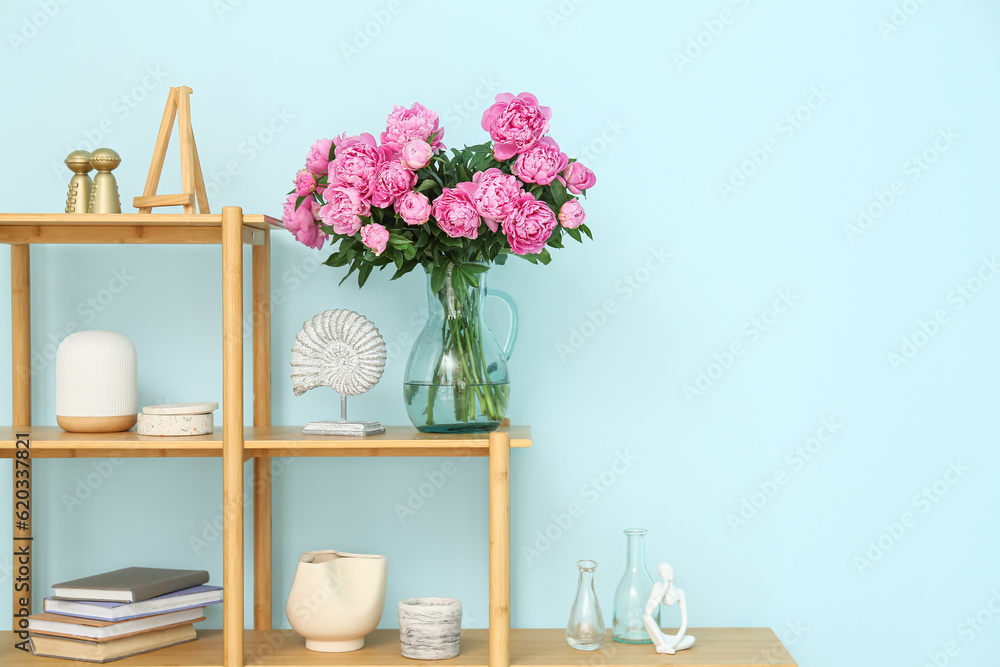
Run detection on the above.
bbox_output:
[0,212,796,667]
[0,628,796,667]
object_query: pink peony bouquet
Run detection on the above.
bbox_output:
[281,92,595,289]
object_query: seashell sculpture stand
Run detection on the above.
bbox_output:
[291,309,387,437]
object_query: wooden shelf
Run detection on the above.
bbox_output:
[0,426,531,459]
[0,213,281,245]
[244,426,532,457]
[0,628,795,666]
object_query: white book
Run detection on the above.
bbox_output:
[29,607,205,640]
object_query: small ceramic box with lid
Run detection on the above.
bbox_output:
[137,402,218,436]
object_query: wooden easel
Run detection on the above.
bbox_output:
[133,86,211,214]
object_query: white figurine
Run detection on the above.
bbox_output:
[644,563,696,654]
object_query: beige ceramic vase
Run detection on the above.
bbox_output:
[285,550,387,652]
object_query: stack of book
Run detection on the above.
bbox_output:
[28,567,223,663]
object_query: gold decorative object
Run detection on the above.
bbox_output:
[88,148,122,214]
[133,86,210,214]
[64,150,93,214]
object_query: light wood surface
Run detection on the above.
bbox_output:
[11,244,30,426]
[136,87,178,214]
[0,214,280,246]
[0,213,279,227]
[0,426,532,459]
[221,207,245,667]
[242,426,532,457]
[55,414,137,432]
[133,193,196,208]
[489,431,510,667]
[252,230,273,630]
[0,628,797,666]
[177,86,196,214]
[11,244,31,632]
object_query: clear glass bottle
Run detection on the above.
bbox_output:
[612,528,658,643]
[566,559,606,650]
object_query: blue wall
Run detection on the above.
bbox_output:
[2,1,999,664]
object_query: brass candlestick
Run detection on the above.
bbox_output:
[88,148,122,214]
[64,150,93,214]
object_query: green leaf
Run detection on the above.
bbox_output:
[550,178,568,209]
[295,195,308,210]
[357,262,374,288]
[462,264,489,274]
[566,227,583,242]
[495,253,508,265]
[431,262,448,294]
[538,248,552,265]
[451,265,468,293]
[580,224,593,240]
[415,179,437,193]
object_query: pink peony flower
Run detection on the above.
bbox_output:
[381,103,445,152]
[305,138,333,175]
[294,169,317,196]
[431,186,482,239]
[395,191,432,225]
[468,168,523,232]
[317,186,371,236]
[558,198,586,229]
[371,159,418,208]
[329,133,393,199]
[282,193,327,250]
[559,161,597,194]
[401,139,433,170]
[513,137,568,185]
[360,223,390,256]
[481,92,552,160]
[502,193,557,255]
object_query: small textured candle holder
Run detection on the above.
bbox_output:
[398,597,462,660]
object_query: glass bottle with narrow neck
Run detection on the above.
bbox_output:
[566,560,605,650]
[612,528,658,643]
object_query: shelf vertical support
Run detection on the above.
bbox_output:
[221,207,244,667]
[252,228,272,631]
[11,244,31,632]
[489,428,510,667]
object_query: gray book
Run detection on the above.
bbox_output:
[52,568,210,603]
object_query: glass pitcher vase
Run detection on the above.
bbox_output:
[403,263,517,433]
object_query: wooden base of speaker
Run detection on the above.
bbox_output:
[56,414,137,433]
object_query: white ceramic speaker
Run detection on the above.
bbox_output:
[56,330,137,432]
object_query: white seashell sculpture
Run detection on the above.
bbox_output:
[291,310,387,436]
